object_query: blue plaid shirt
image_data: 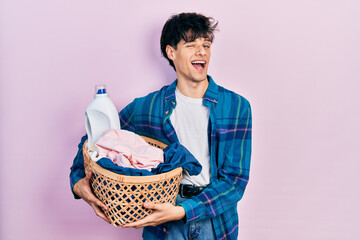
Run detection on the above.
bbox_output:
[70,76,252,240]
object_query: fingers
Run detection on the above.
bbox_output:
[85,171,93,181]
[123,203,165,228]
[83,188,108,211]
[91,203,111,224]
[122,202,159,228]
[80,172,108,211]
[94,197,108,211]
[123,203,185,229]
[76,172,111,224]
[123,216,153,229]
[143,202,156,210]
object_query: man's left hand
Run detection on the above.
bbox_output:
[122,202,185,228]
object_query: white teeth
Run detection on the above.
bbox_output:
[192,61,205,64]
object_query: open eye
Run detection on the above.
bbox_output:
[204,45,211,48]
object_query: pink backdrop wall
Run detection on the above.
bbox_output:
[1,0,359,239]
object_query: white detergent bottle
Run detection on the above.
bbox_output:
[85,84,121,145]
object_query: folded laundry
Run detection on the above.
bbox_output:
[95,129,164,171]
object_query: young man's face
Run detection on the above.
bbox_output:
[167,37,211,84]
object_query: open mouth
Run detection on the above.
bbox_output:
[191,61,206,71]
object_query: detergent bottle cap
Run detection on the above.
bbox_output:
[95,84,107,95]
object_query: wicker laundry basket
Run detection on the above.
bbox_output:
[83,136,183,226]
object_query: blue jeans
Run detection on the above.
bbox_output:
[143,195,216,240]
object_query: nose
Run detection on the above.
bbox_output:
[195,45,206,56]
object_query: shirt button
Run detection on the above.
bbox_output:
[163,228,167,232]
[165,111,169,114]
[172,101,175,105]
[165,99,168,102]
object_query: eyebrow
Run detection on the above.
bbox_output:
[183,39,212,44]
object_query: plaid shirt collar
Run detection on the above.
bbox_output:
[164,75,219,105]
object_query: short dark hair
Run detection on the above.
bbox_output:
[160,12,218,70]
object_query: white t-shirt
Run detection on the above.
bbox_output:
[170,88,210,186]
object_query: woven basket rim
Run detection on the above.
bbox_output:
[83,139,183,183]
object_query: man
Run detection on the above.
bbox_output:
[70,12,252,240]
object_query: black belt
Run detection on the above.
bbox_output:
[179,184,207,198]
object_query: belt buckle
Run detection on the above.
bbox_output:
[180,184,185,198]
[180,184,192,198]
[180,184,206,198]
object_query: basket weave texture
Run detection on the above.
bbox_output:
[83,136,183,226]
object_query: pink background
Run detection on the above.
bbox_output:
[1,0,359,239]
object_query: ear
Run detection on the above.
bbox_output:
[166,45,176,61]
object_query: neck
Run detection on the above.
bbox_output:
[176,76,209,98]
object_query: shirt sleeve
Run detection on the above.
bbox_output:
[69,134,87,199]
[119,100,136,131]
[179,99,252,223]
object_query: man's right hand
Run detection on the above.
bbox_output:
[73,171,111,224]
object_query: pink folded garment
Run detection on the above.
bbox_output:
[95,129,164,171]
